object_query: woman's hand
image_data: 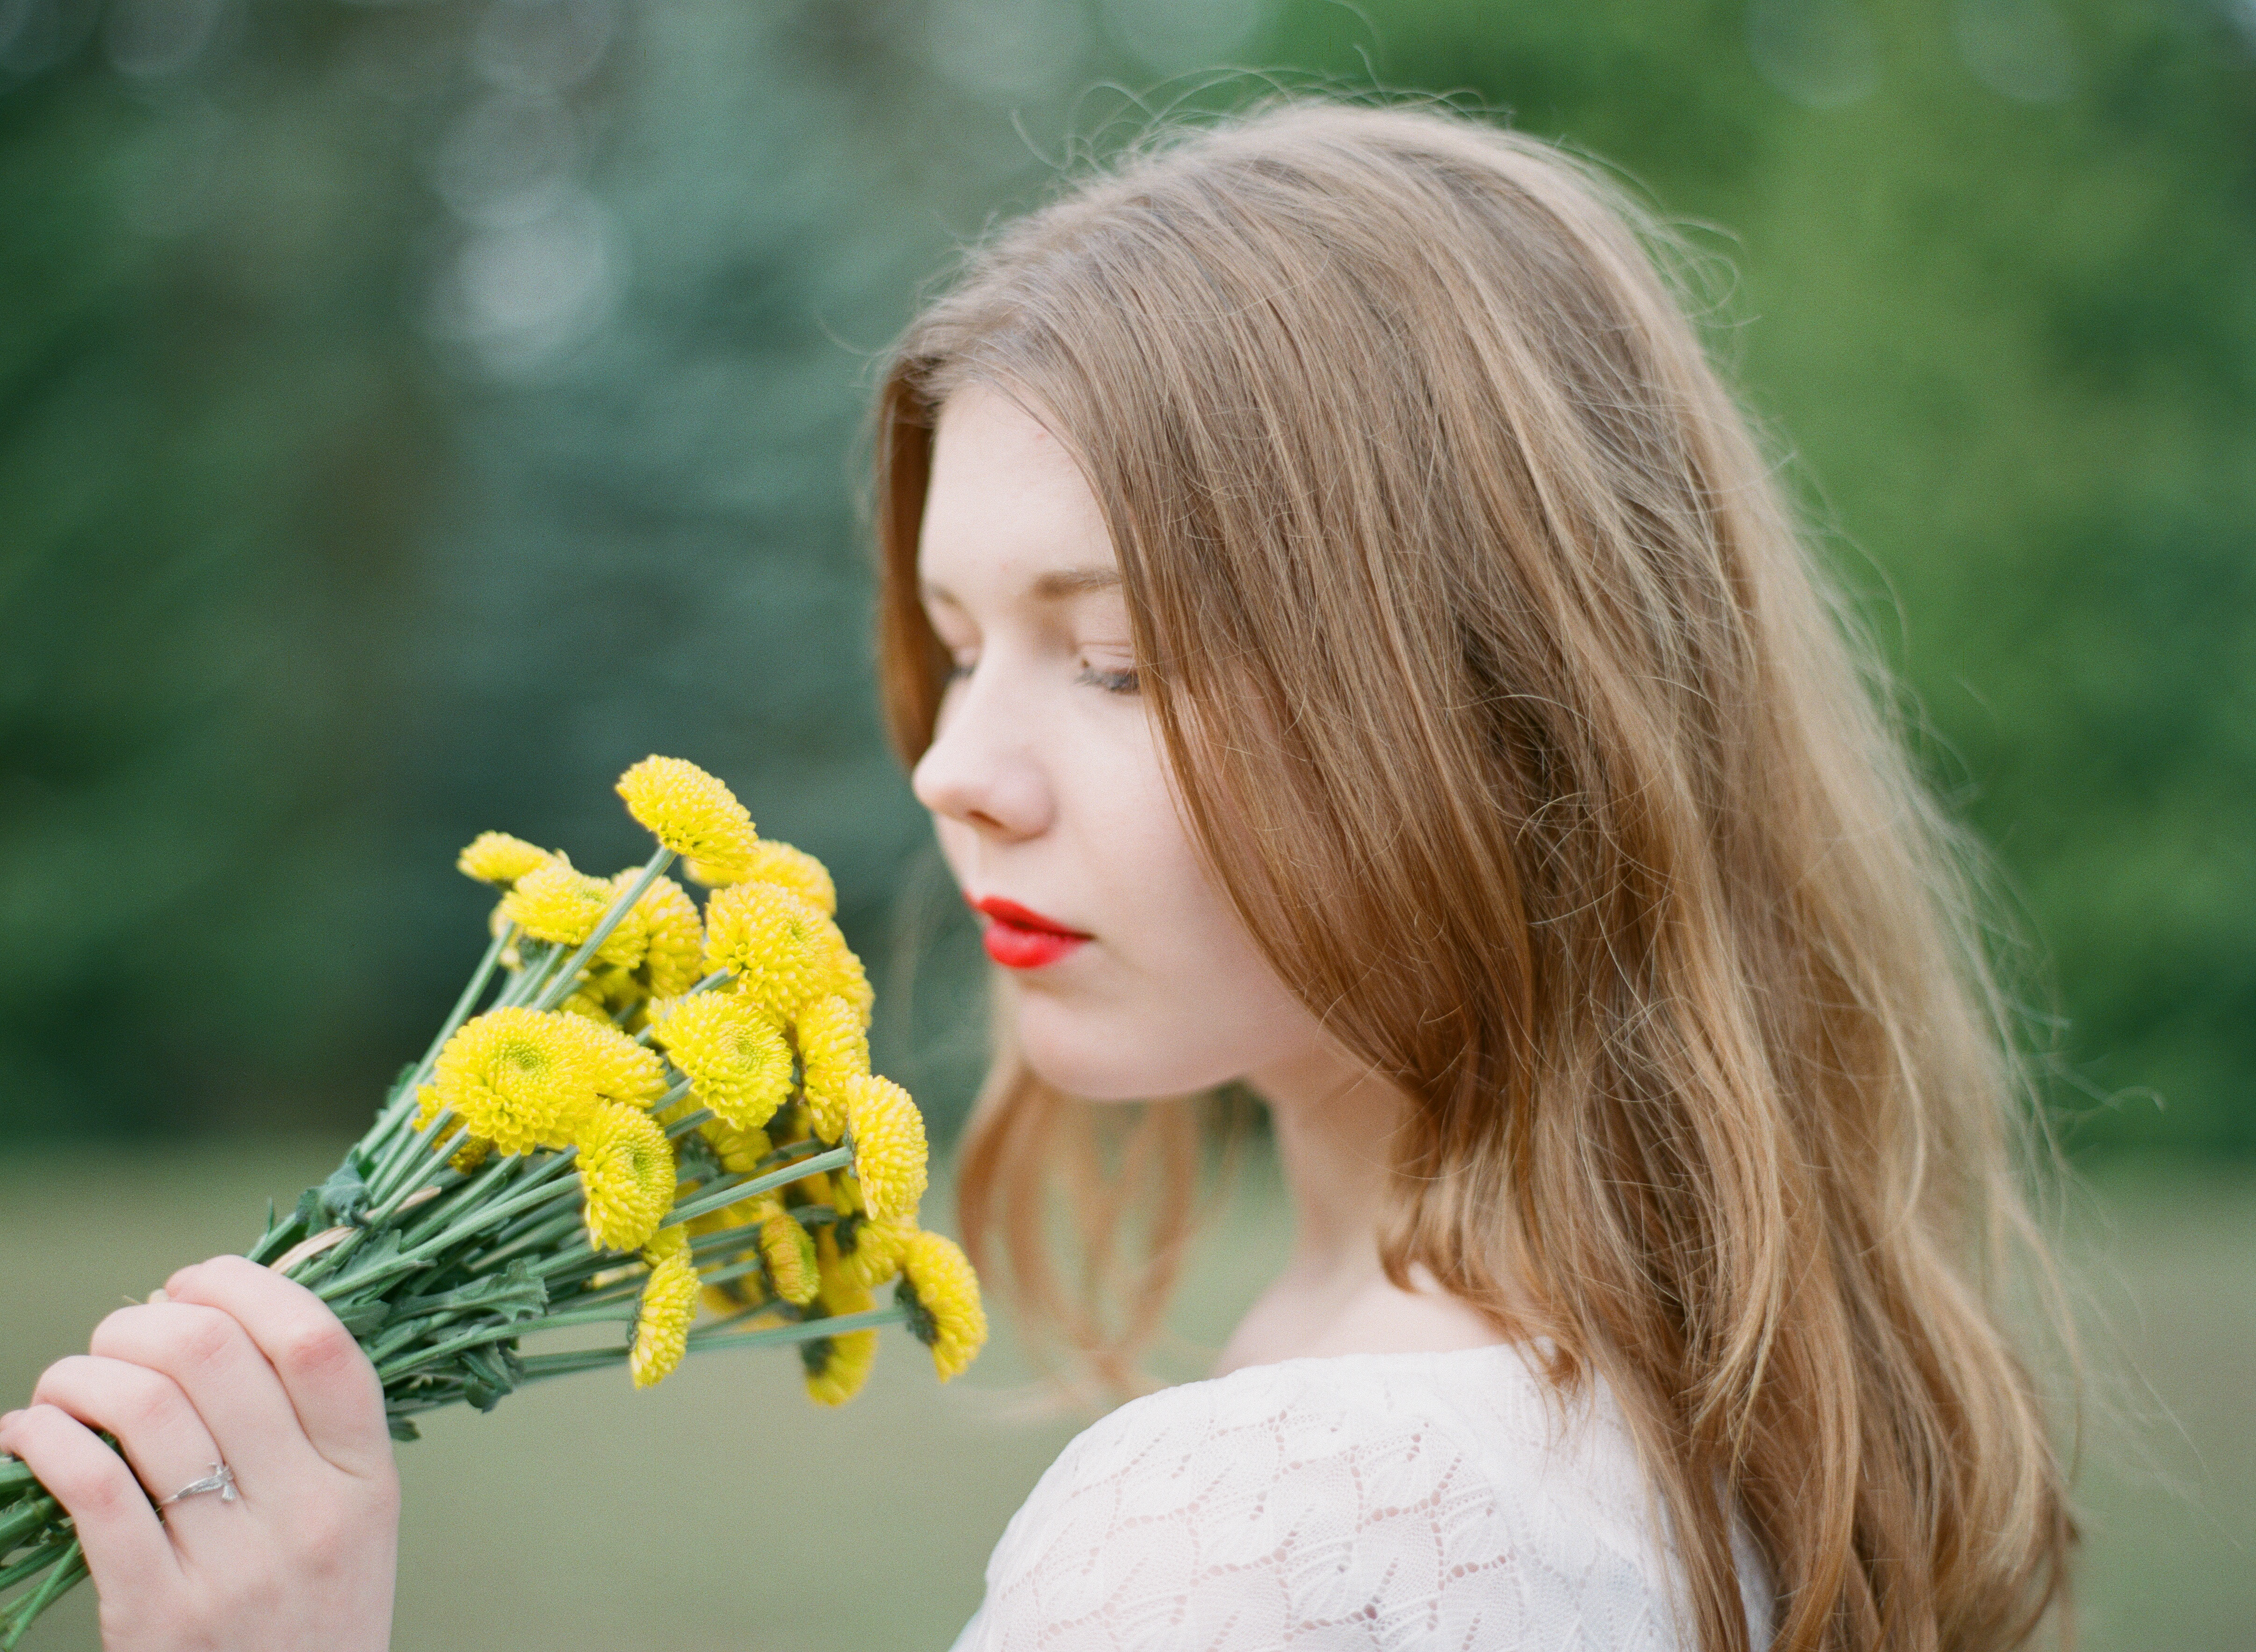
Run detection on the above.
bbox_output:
[0,1255,398,1652]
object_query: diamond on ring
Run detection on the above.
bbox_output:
[159,1462,237,1507]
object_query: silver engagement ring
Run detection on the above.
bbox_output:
[159,1462,237,1508]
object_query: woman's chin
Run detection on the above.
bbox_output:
[1014,1005,1235,1102]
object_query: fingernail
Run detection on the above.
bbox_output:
[146,1287,169,1305]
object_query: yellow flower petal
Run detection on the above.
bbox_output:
[432,1008,596,1156]
[844,1074,927,1221]
[630,1229,699,1389]
[792,995,869,1142]
[701,883,845,1021]
[832,1212,913,1291]
[501,860,648,970]
[759,1212,820,1306]
[802,1230,878,1406]
[697,1119,773,1177]
[652,993,793,1130]
[456,831,553,888]
[631,873,704,998]
[688,837,839,914]
[897,1230,987,1382]
[617,756,759,871]
[576,1101,676,1252]
[556,1014,670,1108]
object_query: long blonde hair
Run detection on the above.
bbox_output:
[871,101,2075,1652]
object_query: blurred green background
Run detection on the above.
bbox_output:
[4,0,2253,1155]
[3,0,2252,1645]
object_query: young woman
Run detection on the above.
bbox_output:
[1,101,2076,1652]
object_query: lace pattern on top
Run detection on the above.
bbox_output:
[950,1343,1772,1652]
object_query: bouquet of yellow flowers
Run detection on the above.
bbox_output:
[0,756,985,1646]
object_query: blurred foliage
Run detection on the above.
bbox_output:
[0,0,2249,1152]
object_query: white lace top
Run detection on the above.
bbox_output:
[950,1343,1773,1651]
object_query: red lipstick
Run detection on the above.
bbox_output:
[971,896,1092,970]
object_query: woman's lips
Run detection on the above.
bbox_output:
[970,896,1092,970]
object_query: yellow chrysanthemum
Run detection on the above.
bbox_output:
[576,1101,675,1252]
[827,1211,910,1292]
[759,1212,820,1306]
[501,860,648,970]
[698,1119,772,1177]
[456,831,553,888]
[792,995,869,1142]
[701,883,845,1020]
[697,1192,782,1236]
[631,874,704,998]
[652,993,793,1130]
[832,939,875,1027]
[617,756,759,874]
[415,1082,494,1170]
[844,1075,927,1221]
[630,1227,699,1390]
[802,1242,878,1407]
[897,1230,986,1382]
[556,1014,669,1108]
[431,1008,596,1156]
[557,990,611,1023]
[689,837,839,913]
[587,963,645,1010]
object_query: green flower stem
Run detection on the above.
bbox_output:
[0,1540,69,1598]
[318,1172,579,1303]
[374,923,515,1145]
[0,1539,83,1651]
[376,1304,635,1384]
[661,1145,852,1229]
[513,1346,629,1382]
[686,1219,782,1260]
[488,946,544,1008]
[362,1099,471,1212]
[684,1254,771,1294]
[400,1150,572,1254]
[0,1496,59,1552]
[532,846,675,1014]
[475,1208,589,1277]
[686,1304,906,1351]
[362,1123,470,1221]
[661,1104,713,1138]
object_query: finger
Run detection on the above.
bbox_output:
[162,1256,391,1478]
[29,1356,225,1527]
[88,1299,315,1491]
[0,1404,179,1599]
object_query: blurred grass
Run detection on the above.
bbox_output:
[1,1145,2248,1649]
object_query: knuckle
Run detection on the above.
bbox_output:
[88,1304,152,1353]
[30,1353,96,1403]
[280,1313,358,1378]
[119,1371,180,1437]
[174,1309,239,1371]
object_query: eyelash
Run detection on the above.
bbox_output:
[940,656,1140,695]
[1076,664,1141,696]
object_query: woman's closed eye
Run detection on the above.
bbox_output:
[1076,660,1140,695]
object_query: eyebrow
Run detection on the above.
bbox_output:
[1029,567,1124,599]
[921,566,1123,607]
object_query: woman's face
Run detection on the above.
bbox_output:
[912,384,1327,1101]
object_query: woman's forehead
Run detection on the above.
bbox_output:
[919,385,1118,603]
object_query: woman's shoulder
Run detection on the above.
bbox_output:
[957,1343,1727,1652]
[1048,1340,1634,1506]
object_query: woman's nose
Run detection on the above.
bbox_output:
[911,677,1054,842]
